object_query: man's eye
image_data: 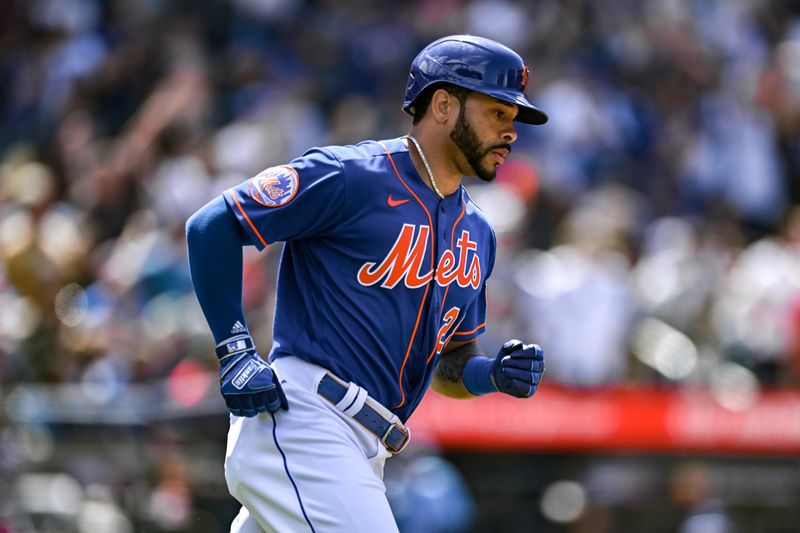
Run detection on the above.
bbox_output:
[495,110,504,118]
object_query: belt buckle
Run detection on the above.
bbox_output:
[380,422,411,454]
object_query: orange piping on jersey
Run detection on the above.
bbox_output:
[426,201,467,364]
[397,283,431,405]
[453,322,486,337]
[228,190,268,248]
[380,142,436,409]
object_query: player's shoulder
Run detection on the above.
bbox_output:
[289,140,387,175]
[302,138,405,165]
[293,138,405,187]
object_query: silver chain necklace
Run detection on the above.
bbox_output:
[405,135,445,200]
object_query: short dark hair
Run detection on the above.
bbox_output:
[410,84,471,125]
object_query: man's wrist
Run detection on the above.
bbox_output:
[216,334,254,358]
[462,356,497,396]
[216,334,256,378]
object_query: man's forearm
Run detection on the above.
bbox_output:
[431,341,483,398]
[186,195,249,343]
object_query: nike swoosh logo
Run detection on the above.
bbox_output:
[387,195,410,207]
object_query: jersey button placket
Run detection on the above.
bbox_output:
[440,204,447,241]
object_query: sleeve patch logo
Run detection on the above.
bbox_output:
[248,165,300,207]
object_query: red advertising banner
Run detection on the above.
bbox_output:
[408,385,800,454]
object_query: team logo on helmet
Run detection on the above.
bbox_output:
[249,165,300,208]
[520,65,529,96]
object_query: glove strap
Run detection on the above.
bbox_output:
[216,335,256,379]
[216,334,254,358]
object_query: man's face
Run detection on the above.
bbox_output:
[449,92,518,182]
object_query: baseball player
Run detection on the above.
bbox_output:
[186,35,547,532]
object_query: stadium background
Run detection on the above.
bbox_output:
[1,0,800,531]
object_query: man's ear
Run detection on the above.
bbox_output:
[430,88,461,125]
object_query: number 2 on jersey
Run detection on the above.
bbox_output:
[434,306,461,356]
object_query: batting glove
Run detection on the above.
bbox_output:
[491,339,545,398]
[216,335,288,417]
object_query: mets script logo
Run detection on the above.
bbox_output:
[249,165,300,207]
[357,224,481,289]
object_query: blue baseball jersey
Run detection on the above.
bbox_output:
[224,137,496,422]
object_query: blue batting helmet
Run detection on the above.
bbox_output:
[403,35,548,125]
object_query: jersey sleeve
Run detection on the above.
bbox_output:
[450,283,488,341]
[224,148,346,249]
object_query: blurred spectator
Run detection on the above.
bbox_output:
[147,455,193,531]
[671,462,737,533]
[385,446,475,533]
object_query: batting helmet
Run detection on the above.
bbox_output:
[403,35,548,125]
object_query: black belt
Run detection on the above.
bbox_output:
[317,374,410,454]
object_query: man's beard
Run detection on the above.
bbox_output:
[449,106,511,182]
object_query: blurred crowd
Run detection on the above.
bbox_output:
[1,0,800,530]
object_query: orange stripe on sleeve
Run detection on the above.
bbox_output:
[453,322,486,337]
[228,190,269,249]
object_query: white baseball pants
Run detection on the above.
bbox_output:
[224,356,399,533]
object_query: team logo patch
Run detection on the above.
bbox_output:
[248,165,300,207]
